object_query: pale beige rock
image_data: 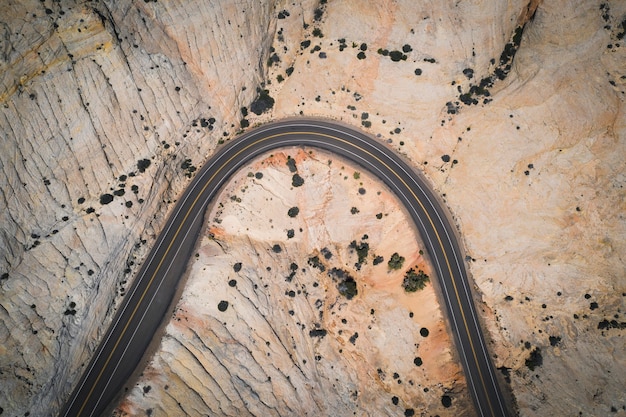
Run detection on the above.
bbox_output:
[1,0,625,416]
[116,149,469,417]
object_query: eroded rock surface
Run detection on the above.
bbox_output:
[1,0,625,416]
[116,149,469,416]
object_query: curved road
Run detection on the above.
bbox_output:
[59,118,509,417]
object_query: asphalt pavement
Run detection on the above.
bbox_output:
[58,118,510,417]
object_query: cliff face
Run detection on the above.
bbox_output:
[1,0,625,416]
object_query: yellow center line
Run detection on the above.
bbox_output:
[301,131,497,417]
[77,129,495,417]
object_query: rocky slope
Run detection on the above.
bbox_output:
[0,0,624,416]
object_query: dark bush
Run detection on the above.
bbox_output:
[250,89,275,115]
[286,157,297,172]
[137,158,151,173]
[292,173,304,187]
[308,255,325,272]
[525,347,542,371]
[100,194,114,205]
[288,206,300,217]
[389,50,407,61]
[349,240,369,265]
[402,268,429,292]
[217,300,229,312]
[388,252,405,270]
[309,329,327,338]
[549,336,561,346]
[338,276,357,299]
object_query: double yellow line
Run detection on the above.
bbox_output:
[74,129,498,417]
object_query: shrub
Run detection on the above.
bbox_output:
[288,206,299,217]
[292,173,304,187]
[402,268,430,292]
[338,276,357,299]
[286,156,297,172]
[308,255,325,272]
[250,89,274,115]
[389,50,407,61]
[388,252,405,270]
[349,240,369,265]
[137,158,151,173]
[525,347,542,371]
[100,194,114,205]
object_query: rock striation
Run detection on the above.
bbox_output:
[116,149,469,416]
[0,0,625,416]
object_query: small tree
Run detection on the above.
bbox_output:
[402,268,430,292]
[292,174,304,187]
[387,252,405,270]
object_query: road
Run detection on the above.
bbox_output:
[59,118,510,417]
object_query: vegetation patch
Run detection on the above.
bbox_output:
[250,89,275,115]
[181,158,197,178]
[377,47,409,62]
[99,194,114,205]
[137,158,151,173]
[349,239,369,267]
[286,156,297,172]
[292,173,304,187]
[308,255,326,272]
[329,267,358,299]
[309,328,327,338]
[458,24,525,106]
[388,252,405,270]
[402,268,430,292]
[525,347,543,371]
[598,319,626,330]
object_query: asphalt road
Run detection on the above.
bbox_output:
[59,118,510,417]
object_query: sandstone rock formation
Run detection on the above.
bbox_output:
[1,0,624,416]
[116,149,469,416]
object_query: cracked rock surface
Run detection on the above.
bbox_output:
[116,149,467,416]
[1,0,625,416]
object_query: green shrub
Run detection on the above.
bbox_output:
[402,268,430,292]
[387,252,405,270]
